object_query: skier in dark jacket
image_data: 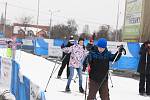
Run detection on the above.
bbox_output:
[87,38,124,100]
[137,40,150,96]
[57,36,75,79]
[86,38,95,51]
[82,38,96,71]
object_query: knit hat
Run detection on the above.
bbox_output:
[89,38,94,42]
[78,37,84,42]
[97,38,107,48]
[69,35,74,40]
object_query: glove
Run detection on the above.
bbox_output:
[118,45,123,52]
[82,63,87,72]
[61,44,65,49]
[82,67,86,72]
[118,45,126,55]
[145,44,150,52]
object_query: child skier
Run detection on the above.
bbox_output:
[86,38,124,100]
[62,37,88,93]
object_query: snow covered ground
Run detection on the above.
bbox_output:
[1,49,150,100]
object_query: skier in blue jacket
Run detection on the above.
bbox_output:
[87,38,124,100]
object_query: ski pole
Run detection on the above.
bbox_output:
[108,45,126,88]
[145,52,148,83]
[44,55,67,92]
[53,55,67,75]
[73,74,78,83]
[44,57,58,92]
[96,51,121,99]
[145,52,148,73]
[108,72,113,88]
[106,52,120,88]
[84,71,88,100]
[103,52,120,88]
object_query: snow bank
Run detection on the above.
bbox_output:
[15,51,149,100]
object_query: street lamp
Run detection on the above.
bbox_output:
[3,2,7,37]
[48,10,60,39]
[115,0,120,41]
[36,0,40,33]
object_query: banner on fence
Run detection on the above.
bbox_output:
[0,58,12,88]
[30,81,40,100]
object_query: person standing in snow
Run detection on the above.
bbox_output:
[82,37,96,72]
[62,37,87,93]
[6,35,22,59]
[86,37,95,51]
[137,40,150,96]
[6,40,13,58]
[86,38,124,100]
[57,35,75,79]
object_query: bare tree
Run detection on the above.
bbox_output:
[15,15,33,36]
[96,25,110,40]
[50,19,78,39]
[82,24,90,34]
[17,16,33,25]
[67,19,78,34]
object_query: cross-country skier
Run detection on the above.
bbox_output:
[57,35,75,79]
[137,40,150,96]
[82,37,96,72]
[62,37,88,93]
[86,37,95,51]
[86,38,124,100]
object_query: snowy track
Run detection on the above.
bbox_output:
[6,51,150,100]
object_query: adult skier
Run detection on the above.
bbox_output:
[62,37,88,93]
[137,40,150,96]
[57,35,75,79]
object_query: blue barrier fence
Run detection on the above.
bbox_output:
[111,42,141,71]
[3,59,46,100]
[34,38,141,71]
[34,38,48,55]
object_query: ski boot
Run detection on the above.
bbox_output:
[57,75,61,79]
[139,92,145,96]
[79,87,84,93]
[65,86,71,92]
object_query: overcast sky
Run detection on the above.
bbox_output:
[0,0,126,33]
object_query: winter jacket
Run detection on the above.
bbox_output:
[137,44,150,74]
[61,41,74,61]
[87,47,122,83]
[82,44,97,71]
[86,43,94,51]
[63,44,88,68]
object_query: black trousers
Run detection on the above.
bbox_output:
[57,58,70,78]
[139,73,150,94]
